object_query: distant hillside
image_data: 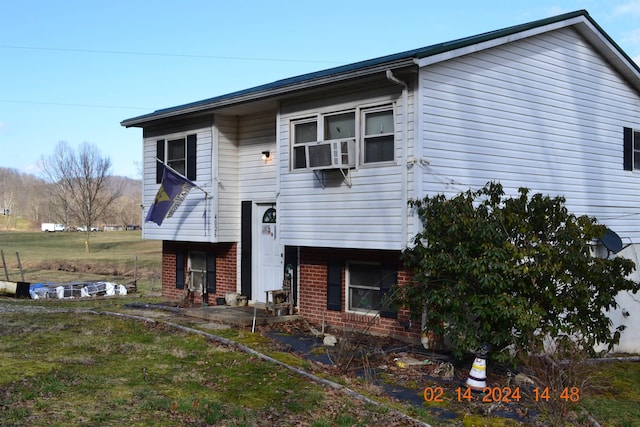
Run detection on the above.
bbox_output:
[0,167,141,231]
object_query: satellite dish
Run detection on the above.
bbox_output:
[600,228,623,254]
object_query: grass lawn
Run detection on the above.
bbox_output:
[579,361,640,426]
[0,309,408,426]
[0,301,637,427]
[0,231,162,293]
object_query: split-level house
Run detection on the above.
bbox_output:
[122,10,640,352]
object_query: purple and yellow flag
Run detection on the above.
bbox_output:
[145,166,196,226]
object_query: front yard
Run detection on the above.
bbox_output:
[1,298,636,426]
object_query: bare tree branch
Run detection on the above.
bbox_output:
[41,141,122,252]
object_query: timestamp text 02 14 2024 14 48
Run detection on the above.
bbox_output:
[423,386,581,403]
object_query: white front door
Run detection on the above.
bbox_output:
[253,204,283,303]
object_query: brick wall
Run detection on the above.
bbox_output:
[298,247,422,342]
[159,241,427,343]
[161,241,237,305]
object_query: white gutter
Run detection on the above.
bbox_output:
[385,70,410,248]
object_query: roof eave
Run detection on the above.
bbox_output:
[415,13,640,94]
[120,57,417,128]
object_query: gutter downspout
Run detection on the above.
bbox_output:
[387,69,430,348]
[385,70,409,248]
[211,116,219,240]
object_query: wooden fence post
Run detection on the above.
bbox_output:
[16,252,24,282]
[1,249,9,281]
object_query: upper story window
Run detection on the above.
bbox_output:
[325,112,355,140]
[363,108,394,163]
[293,119,317,169]
[155,134,197,183]
[291,104,394,171]
[167,138,187,175]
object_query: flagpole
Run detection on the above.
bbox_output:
[154,157,209,197]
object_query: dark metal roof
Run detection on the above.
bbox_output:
[121,9,639,127]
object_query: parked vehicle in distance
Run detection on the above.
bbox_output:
[41,223,66,232]
[77,226,99,232]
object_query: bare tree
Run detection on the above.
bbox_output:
[0,168,20,230]
[42,141,122,252]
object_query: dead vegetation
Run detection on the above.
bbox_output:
[253,317,640,426]
[34,259,157,281]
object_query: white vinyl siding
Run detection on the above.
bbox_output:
[417,26,640,241]
[238,112,278,201]
[216,115,239,242]
[142,122,214,242]
[141,113,277,245]
[278,87,412,250]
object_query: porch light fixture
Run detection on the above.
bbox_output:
[261,151,271,161]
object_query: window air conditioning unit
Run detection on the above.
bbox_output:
[307,138,356,170]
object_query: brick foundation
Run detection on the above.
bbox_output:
[161,241,237,305]
[158,241,425,342]
[297,247,422,342]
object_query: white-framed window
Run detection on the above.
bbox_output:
[290,104,394,170]
[155,133,197,183]
[347,262,383,313]
[363,106,394,163]
[167,137,187,176]
[325,111,356,140]
[292,117,318,169]
[188,251,207,292]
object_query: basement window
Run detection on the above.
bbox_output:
[188,252,207,292]
[346,262,382,313]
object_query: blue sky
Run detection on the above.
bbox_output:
[1,0,640,179]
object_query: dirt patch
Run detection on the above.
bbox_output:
[29,261,160,289]
[35,260,153,277]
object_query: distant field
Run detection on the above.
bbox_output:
[0,231,162,293]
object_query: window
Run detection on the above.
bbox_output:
[363,107,394,163]
[293,119,317,169]
[167,138,186,175]
[156,134,197,183]
[346,262,397,317]
[187,251,216,294]
[325,112,355,140]
[189,252,207,292]
[326,261,397,318]
[347,263,382,312]
[290,105,394,171]
[262,207,276,223]
[292,112,357,170]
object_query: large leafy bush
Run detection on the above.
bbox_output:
[401,182,639,361]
